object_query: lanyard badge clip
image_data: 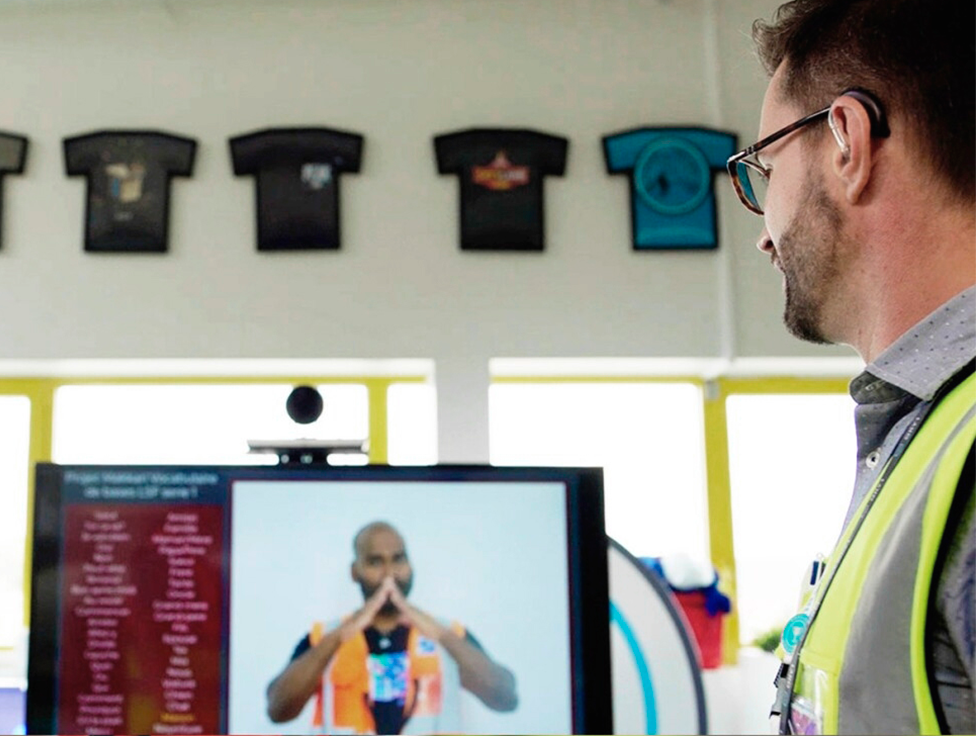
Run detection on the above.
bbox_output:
[781,554,827,660]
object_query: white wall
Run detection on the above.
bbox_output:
[0,0,858,461]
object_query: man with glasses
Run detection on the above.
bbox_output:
[728,1,974,733]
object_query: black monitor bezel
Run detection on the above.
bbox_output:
[27,462,612,734]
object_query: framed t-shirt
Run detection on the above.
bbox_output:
[63,131,197,253]
[434,128,568,252]
[603,127,736,250]
[0,131,28,249]
[229,127,364,251]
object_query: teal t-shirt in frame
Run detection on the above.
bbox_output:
[603,128,736,250]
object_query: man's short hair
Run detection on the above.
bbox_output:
[753,0,974,201]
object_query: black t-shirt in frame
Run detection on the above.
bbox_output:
[0,132,28,249]
[0,133,27,174]
[434,128,568,251]
[63,130,196,253]
[229,127,364,251]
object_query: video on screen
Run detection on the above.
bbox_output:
[28,465,608,735]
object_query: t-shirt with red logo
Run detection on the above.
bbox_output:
[434,128,567,251]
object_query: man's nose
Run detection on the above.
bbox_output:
[756,226,774,254]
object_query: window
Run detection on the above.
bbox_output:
[387,383,437,465]
[726,393,855,645]
[52,384,369,465]
[489,382,708,559]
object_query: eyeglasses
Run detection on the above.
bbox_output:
[726,106,831,215]
[726,89,890,216]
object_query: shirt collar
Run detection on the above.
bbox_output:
[852,286,976,403]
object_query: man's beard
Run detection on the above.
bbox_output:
[360,576,413,616]
[777,172,845,344]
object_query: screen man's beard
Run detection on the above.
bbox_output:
[379,600,399,616]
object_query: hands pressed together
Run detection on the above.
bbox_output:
[342,576,444,642]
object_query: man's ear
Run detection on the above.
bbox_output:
[350,562,359,583]
[828,94,876,204]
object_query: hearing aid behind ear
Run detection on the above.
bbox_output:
[828,88,891,156]
[840,88,892,137]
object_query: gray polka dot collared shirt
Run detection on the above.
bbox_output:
[846,285,975,732]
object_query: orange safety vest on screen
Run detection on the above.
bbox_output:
[309,619,466,735]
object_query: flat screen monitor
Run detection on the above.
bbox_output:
[27,463,611,735]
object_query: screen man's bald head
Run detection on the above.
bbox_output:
[352,521,404,560]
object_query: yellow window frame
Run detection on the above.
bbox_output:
[0,372,427,631]
[494,373,852,665]
[3,370,854,665]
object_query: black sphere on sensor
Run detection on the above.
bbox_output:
[286,385,323,424]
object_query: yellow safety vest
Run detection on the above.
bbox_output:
[783,371,975,734]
